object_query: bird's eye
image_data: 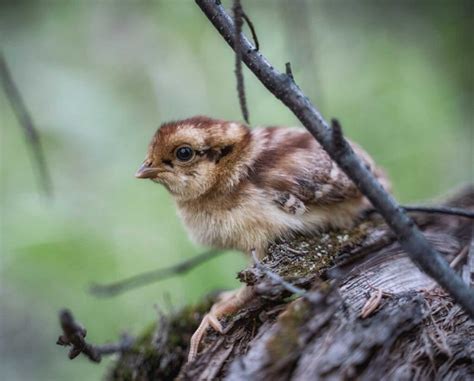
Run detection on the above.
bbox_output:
[175,146,195,162]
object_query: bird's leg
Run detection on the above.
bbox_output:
[188,285,255,362]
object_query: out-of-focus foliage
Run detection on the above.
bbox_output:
[0,1,472,380]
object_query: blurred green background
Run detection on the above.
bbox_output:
[1,1,472,380]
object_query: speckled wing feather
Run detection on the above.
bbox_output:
[295,140,376,206]
[249,128,385,213]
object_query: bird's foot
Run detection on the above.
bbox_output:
[187,286,254,362]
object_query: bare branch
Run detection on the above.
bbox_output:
[402,206,474,219]
[450,245,469,269]
[241,10,259,51]
[232,0,249,123]
[56,309,134,363]
[90,249,224,297]
[0,52,53,197]
[365,205,474,219]
[195,0,474,317]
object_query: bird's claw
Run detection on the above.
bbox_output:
[187,286,255,362]
[188,311,223,362]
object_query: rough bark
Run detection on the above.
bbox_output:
[108,186,474,381]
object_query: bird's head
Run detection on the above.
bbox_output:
[135,116,251,200]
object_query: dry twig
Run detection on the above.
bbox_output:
[232,0,249,123]
[402,206,474,219]
[241,9,259,51]
[365,204,474,219]
[56,309,133,363]
[0,52,52,197]
[450,245,470,269]
[90,249,224,297]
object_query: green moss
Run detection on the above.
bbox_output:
[107,299,213,381]
[265,299,311,361]
[264,222,373,282]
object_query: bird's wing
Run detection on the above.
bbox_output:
[267,150,363,211]
[292,145,364,206]
[248,128,388,213]
[250,128,383,211]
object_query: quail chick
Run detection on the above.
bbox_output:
[135,116,389,361]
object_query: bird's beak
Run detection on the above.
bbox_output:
[135,162,160,179]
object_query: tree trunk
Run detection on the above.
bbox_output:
[108,186,474,381]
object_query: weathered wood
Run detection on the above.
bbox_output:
[108,186,474,381]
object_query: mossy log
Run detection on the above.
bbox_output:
[108,186,474,381]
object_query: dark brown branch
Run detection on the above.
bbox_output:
[56,309,133,363]
[195,0,474,317]
[90,249,224,297]
[402,206,474,219]
[0,52,53,197]
[365,205,474,219]
[241,10,259,51]
[232,0,249,123]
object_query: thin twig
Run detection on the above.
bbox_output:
[195,0,474,317]
[56,309,134,363]
[241,10,259,51]
[232,0,249,123]
[0,52,52,197]
[251,249,306,298]
[365,205,474,219]
[90,249,224,297]
[402,206,474,219]
[450,245,469,269]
